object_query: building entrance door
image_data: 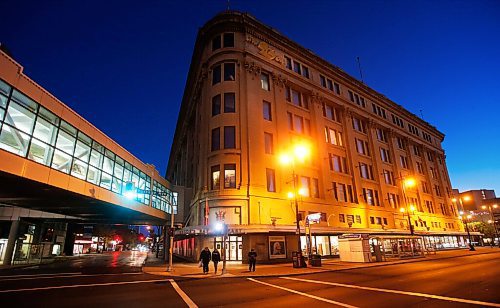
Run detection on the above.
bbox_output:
[214,236,242,261]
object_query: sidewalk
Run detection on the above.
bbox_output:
[142,247,500,278]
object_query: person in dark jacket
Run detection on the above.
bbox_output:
[248,248,257,272]
[199,247,211,274]
[211,248,221,274]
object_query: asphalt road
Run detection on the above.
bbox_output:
[0,252,498,307]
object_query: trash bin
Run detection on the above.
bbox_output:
[292,251,306,268]
[310,254,322,267]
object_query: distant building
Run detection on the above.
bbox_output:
[452,189,496,212]
[167,11,468,262]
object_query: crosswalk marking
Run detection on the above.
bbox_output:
[282,277,500,307]
[248,278,358,307]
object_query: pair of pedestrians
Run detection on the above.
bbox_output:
[199,247,221,274]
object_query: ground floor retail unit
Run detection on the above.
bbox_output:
[173,230,482,263]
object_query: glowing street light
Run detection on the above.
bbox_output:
[279,142,311,258]
[399,175,416,235]
[481,204,499,247]
[454,197,475,251]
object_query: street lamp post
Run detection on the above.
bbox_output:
[215,222,228,274]
[280,143,310,256]
[459,211,475,251]
[399,176,416,235]
[481,204,499,247]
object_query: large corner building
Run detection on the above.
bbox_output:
[167,11,468,263]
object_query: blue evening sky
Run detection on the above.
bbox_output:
[1,0,499,193]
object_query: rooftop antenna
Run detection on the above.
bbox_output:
[226,0,230,11]
[419,109,424,119]
[356,56,365,84]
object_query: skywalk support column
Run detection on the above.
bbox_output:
[3,219,20,266]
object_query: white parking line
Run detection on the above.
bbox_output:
[248,278,358,308]
[282,277,500,307]
[0,272,142,282]
[0,278,168,293]
[168,279,198,308]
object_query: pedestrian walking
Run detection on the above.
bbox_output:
[248,248,257,272]
[212,248,221,274]
[199,247,211,274]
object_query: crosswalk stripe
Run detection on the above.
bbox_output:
[248,278,358,308]
[282,277,500,307]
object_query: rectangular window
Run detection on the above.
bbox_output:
[352,117,366,133]
[330,154,348,174]
[211,127,220,151]
[293,61,301,74]
[224,126,235,149]
[286,86,307,109]
[359,163,374,180]
[391,114,404,128]
[266,168,276,192]
[383,170,395,185]
[427,151,434,162]
[396,137,406,150]
[333,182,347,202]
[376,128,387,142]
[370,217,375,224]
[327,79,333,91]
[223,33,234,47]
[212,65,221,85]
[311,178,319,198]
[224,63,235,81]
[320,75,327,87]
[416,162,424,174]
[400,156,409,169]
[355,215,361,224]
[347,215,354,225]
[421,181,430,194]
[264,132,273,154]
[363,188,379,206]
[387,193,399,208]
[293,115,304,133]
[224,164,236,188]
[383,218,388,225]
[212,35,221,51]
[325,127,343,146]
[261,73,270,91]
[356,138,370,156]
[425,200,435,213]
[380,148,391,163]
[224,92,235,113]
[211,165,220,190]
[323,103,340,122]
[263,101,272,121]
[285,56,292,69]
[212,94,221,116]
[302,66,309,78]
[300,176,310,197]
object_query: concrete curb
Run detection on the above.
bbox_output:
[142,249,500,279]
